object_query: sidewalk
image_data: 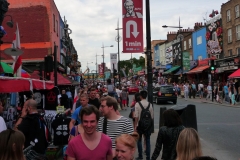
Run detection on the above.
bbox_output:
[134,129,220,160]
[180,97,240,108]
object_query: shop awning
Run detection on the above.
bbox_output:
[186,65,209,74]
[0,76,54,93]
[228,69,240,78]
[163,66,180,75]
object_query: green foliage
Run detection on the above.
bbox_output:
[118,56,145,77]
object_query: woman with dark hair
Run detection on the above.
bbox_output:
[129,93,141,129]
[0,129,25,160]
[151,109,184,160]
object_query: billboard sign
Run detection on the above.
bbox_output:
[110,53,118,72]
[122,0,143,53]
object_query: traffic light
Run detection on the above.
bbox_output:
[113,69,118,79]
[210,59,215,71]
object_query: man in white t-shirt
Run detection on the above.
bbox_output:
[0,101,7,132]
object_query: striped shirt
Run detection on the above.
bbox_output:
[97,116,134,149]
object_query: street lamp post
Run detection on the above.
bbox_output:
[96,53,101,83]
[115,19,123,87]
[87,61,93,80]
[101,43,113,84]
[162,18,183,82]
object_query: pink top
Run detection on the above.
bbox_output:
[66,133,112,160]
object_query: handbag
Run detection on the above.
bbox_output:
[128,110,133,119]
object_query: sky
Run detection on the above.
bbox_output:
[54,0,228,72]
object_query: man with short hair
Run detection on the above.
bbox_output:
[0,101,6,132]
[134,90,153,160]
[69,94,89,130]
[60,90,69,109]
[67,105,112,160]
[15,99,49,154]
[88,88,101,109]
[97,96,133,158]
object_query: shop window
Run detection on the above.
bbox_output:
[227,10,231,22]
[189,38,192,48]
[237,47,240,55]
[228,49,232,56]
[236,25,240,40]
[53,14,55,32]
[56,20,58,37]
[184,41,186,50]
[197,36,202,45]
[235,5,239,18]
[228,28,232,43]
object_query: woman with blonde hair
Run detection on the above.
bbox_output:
[115,132,139,160]
[0,129,25,160]
[176,128,202,160]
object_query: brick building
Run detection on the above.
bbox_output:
[0,0,79,81]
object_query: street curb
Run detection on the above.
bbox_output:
[180,98,240,108]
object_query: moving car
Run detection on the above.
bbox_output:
[153,85,177,104]
[127,85,139,94]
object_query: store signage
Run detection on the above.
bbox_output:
[122,0,143,53]
[110,53,118,72]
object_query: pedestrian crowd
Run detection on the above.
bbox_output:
[0,78,218,160]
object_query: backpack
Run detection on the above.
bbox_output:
[138,102,153,131]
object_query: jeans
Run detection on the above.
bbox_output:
[206,92,212,100]
[225,93,229,102]
[137,129,151,160]
[184,91,188,99]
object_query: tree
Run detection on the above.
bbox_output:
[118,56,145,77]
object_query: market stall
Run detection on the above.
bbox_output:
[0,76,54,92]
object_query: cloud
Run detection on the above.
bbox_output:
[54,0,227,71]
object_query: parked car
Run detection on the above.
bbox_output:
[153,85,177,104]
[127,85,139,94]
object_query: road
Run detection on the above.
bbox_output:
[123,95,240,160]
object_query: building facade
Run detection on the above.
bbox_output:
[192,25,207,60]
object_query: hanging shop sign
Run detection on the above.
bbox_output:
[122,0,144,53]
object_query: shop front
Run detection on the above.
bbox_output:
[186,59,210,83]
[215,56,240,82]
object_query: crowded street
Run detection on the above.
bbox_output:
[1,0,240,160]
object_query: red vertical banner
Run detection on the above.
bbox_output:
[122,0,144,53]
[98,64,103,76]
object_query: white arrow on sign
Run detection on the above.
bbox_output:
[126,20,139,38]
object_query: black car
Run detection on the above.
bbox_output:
[153,85,177,104]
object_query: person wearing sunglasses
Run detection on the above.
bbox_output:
[0,129,25,160]
[0,101,7,133]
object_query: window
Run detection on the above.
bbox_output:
[228,28,232,43]
[227,10,231,22]
[189,38,192,48]
[197,36,202,45]
[198,56,202,60]
[53,14,55,32]
[184,41,186,50]
[189,55,193,60]
[237,47,240,55]
[56,20,58,36]
[236,25,240,40]
[228,49,232,56]
[235,5,239,18]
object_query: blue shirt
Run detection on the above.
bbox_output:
[224,86,228,94]
[71,106,82,124]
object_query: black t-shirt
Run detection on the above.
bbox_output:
[60,94,69,108]
[51,115,71,146]
[88,98,101,109]
[18,114,47,154]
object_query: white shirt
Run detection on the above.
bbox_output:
[116,89,122,98]
[184,85,189,92]
[0,116,7,133]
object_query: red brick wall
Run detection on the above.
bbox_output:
[2,6,50,43]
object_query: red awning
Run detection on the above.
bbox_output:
[30,71,72,85]
[0,76,54,93]
[228,69,240,78]
[50,72,71,85]
[186,65,210,74]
